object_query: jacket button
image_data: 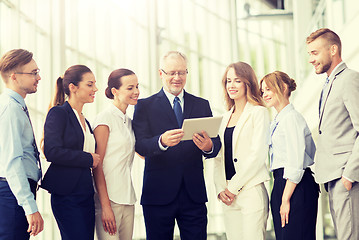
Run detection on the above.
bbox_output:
[234,158,238,162]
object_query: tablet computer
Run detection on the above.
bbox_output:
[181,116,223,141]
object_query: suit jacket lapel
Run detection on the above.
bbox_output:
[319,63,347,128]
[64,102,84,148]
[219,103,253,148]
[219,108,233,136]
[217,108,233,151]
[183,90,193,120]
[232,102,252,147]
[157,89,179,126]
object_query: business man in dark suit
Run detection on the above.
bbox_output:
[132,51,221,240]
[307,28,359,240]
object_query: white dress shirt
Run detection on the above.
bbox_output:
[92,104,137,205]
[269,104,316,184]
[163,89,184,111]
[158,89,184,151]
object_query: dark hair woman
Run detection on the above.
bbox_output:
[41,65,100,240]
[92,68,139,240]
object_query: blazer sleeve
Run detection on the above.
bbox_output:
[227,107,270,194]
[213,112,230,196]
[203,135,221,159]
[132,99,163,157]
[201,100,221,159]
[342,71,359,181]
[213,155,227,196]
[44,107,93,168]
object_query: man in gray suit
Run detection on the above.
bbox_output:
[307,28,359,240]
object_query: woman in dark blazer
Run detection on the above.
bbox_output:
[41,65,100,240]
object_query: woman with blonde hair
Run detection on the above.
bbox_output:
[260,71,319,240]
[214,61,270,239]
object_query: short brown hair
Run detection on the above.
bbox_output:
[260,71,296,99]
[222,61,264,110]
[0,49,33,82]
[306,28,342,56]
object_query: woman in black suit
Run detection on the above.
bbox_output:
[41,65,100,240]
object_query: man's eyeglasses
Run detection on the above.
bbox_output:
[161,69,188,77]
[15,69,40,77]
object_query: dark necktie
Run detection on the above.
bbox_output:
[173,97,183,127]
[23,106,42,178]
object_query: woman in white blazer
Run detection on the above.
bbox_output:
[92,69,139,240]
[214,62,270,240]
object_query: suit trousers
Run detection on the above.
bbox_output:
[142,184,207,240]
[0,179,37,240]
[223,182,269,240]
[327,178,359,240]
[271,168,319,240]
[94,193,134,240]
[51,192,95,240]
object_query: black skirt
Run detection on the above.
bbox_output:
[271,168,320,240]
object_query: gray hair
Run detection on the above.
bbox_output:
[159,51,187,69]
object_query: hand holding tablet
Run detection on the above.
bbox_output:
[181,116,223,141]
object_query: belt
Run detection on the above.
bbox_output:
[0,177,37,197]
[273,167,313,179]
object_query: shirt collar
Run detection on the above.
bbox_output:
[163,88,184,104]
[4,88,26,109]
[328,61,344,80]
[109,103,127,122]
[274,103,294,123]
